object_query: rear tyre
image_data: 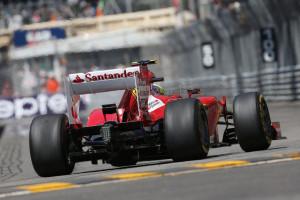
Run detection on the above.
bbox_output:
[233,92,272,152]
[30,114,75,177]
[164,98,209,161]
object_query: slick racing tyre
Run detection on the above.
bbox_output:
[164,98,209,161]
[30,114,74,177]
[233,92,272,152]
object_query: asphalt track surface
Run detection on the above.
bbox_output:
[0,102,300,200]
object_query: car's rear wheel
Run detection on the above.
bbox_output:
[164,98,209,161]
[233,92,272,152]
[30,114,75,177]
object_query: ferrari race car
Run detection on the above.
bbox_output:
[29,60,283,177]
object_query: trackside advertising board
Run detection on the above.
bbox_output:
[0,93,85,119]
[13,27,66,47]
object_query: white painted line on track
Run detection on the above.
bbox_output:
[0,191,31,198]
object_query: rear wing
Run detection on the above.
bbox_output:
[67,67,140,95]
[64,60,157,126]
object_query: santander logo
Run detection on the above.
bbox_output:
[73,75,84,83]
[71,68,140,84]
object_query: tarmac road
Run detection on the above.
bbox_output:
[0,102,299,200]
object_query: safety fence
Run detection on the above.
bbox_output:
[241,65,300,101]
[164,65,300,101]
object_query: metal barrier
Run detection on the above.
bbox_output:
[241,65,300,101]
[164,65,300,101]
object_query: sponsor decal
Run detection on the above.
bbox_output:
[148,95,165,113]
[73,75,84,83]
[72,69,139,84]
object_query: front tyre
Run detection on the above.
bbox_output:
[233,92,272,152]
[164,98,209,161]
[30,114,74,177]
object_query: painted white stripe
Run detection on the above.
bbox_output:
[0,191,31,198]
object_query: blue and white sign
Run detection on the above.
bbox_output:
[13,28,66,47]
[0,93,86,119]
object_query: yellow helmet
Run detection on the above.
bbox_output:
[152,84,165,95]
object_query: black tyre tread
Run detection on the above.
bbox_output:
[30,114,74,177]
[233,92,272,152]
[164,98,209,161]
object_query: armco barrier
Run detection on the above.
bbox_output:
[164,65,300,101]
[241,65,300,101]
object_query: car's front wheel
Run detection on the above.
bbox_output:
[233,92,272,152]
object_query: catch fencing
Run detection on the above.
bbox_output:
[164,65,300,102]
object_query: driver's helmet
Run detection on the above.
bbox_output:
[152,84,165,95]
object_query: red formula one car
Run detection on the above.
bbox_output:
[29,60,283,177]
